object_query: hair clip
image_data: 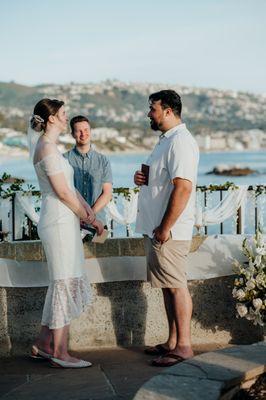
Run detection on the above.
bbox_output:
[32,114,44,123]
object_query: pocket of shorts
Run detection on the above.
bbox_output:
[159,235,173,256]
[151,237,162,250]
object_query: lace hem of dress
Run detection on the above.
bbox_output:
[41,274,93,329]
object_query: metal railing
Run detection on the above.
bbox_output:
[0,185,265,241]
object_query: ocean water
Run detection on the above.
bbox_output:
[0,150,266,187]
[110,151,266,187]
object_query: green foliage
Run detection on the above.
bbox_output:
[0,172,40,198]
[197,181,239,192]
[250,185,266,197]
[113,187,140,201]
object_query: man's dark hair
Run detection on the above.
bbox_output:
[149,90,182,117]
[70,115,90,136]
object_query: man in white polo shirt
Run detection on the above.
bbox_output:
[134,90,199,367]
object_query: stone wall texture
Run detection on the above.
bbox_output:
[0,240,264,356]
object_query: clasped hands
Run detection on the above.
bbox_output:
[81,206,104,235]
[83,207,96,225]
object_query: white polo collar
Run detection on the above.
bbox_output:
[161,123,186,139]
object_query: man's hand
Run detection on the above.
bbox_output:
[84,208,96,225]
[153,226,170,244]
[134,170,146,186]
[92,219,104,236]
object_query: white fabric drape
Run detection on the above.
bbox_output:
[15,193,40,224]
[195,186,248,229]
[0,198,11,232]
[14,193,40,239]
[106,187,248,231]
[0,198,12,240]
[106,190,138,225]
[0,187,250,239]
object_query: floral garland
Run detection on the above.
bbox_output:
[249,184,266,198]
[0,173,40,199]
[112,187,139,201]
[197,181,239,192]
[232,229,266,326]
[197,181,266,196]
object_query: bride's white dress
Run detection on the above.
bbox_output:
[34,147,92,329]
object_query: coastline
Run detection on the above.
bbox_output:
[0,148,149,161]
[1,145,266,160]
[1,149,265,187]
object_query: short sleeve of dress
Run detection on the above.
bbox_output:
[41,153,64,176]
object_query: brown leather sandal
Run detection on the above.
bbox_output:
[144,344,169,356]
[151,353,186,367]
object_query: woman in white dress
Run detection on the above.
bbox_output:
[30,98,103,368]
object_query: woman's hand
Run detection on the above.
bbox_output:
[84,208,96,225]
[92,219,104,236]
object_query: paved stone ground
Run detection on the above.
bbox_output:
[0,344,226,400]
[134,341,266,400]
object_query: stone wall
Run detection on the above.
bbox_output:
[0,239,264,356]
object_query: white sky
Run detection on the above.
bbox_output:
[1,0,265,93]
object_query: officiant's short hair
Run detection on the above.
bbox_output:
[70,115,91,136]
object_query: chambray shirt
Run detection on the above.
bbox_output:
[64,146,112,223]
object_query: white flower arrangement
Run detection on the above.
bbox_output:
[232,229,266,327]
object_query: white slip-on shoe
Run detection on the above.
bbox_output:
[50,357,92,368]
[30,345,53,360]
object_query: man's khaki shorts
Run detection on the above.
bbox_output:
[144,236,191,288]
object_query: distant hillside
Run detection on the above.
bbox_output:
[0,80,265,135]
[0,82,39,107]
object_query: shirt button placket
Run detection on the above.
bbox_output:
[82,157,86,197]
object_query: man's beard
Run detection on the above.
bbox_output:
[150,119,160,131]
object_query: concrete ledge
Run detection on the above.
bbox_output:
[0,235,253,286]
[134,341,266,400]
[0,238,265,356]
